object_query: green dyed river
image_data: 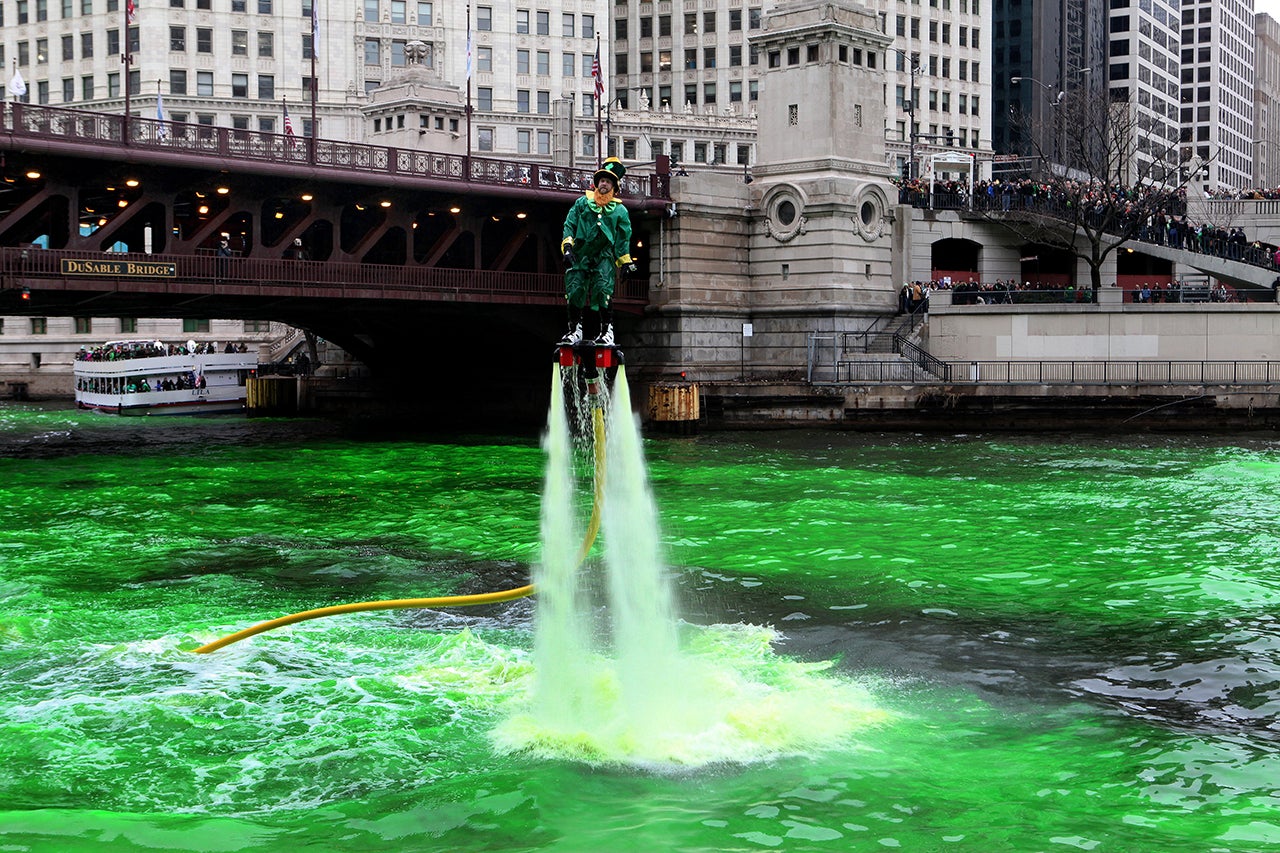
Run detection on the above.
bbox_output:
[2,401,1279,852]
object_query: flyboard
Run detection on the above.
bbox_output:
[189,337,621,655]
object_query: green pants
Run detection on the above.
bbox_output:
[565,255,615,311]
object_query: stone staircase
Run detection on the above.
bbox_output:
[865,312,926,354]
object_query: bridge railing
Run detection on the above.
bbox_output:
[1,103,671,202]
[0,246,649,306]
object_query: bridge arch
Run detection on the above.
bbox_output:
[1017,243,1076,287]
[930,237,981,283]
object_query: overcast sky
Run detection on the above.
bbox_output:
[1260,0,1280,21]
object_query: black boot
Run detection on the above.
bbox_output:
[558,307,584,345]
[593,305,614,346]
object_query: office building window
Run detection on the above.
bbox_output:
[258,74,273,99]
[478,127,493,150]
[232,30,248,55]
[232,72,249,97]
[416,0,430,24]
[517,9,529,33]
[197,28,212,52]
[476,5,490,30]
[477,87,492,110]
[170,69,186,94]
[197,70,213,95]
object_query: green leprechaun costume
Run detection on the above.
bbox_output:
[559,157,635,346]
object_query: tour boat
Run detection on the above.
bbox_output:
[73,341,258,415]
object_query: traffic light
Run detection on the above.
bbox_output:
[20,287,30,301]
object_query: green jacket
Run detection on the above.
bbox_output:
[561,192,633,269]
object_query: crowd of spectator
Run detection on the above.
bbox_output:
[76,373,207,394]
[75,340,248,361]
[894,177,1280,273]
[897,276,1257,310]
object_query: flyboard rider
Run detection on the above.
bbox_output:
[558,157,636,347]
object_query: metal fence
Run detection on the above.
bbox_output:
[812,358,1280,386]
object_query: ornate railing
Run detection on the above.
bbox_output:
[1,103,671,202]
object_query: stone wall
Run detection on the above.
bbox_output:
[928,301,1280,361]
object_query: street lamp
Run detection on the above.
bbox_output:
[890,48,923,180]
[1011,76,1064,104]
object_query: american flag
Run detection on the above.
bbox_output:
[126,0,136,23]
[592,42,603,105]
[283,101,295,138]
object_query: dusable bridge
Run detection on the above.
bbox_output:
[0,103,671,373]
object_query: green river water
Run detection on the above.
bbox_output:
[1,401,1278,852]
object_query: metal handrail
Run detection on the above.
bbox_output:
[841,316,893,353]
[894,334,951,380]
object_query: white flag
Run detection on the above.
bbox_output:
[7,68,27,98]
[156,91,167,139]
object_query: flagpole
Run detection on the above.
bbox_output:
[310,0,318,164]
[122,1,133,145]
[465,3,473,178]
[594,35,602,162]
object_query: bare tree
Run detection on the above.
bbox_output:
[981,90,1211,295]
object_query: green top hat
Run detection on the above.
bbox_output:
[593,157,627,187]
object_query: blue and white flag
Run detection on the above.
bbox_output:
[156,90,167,140]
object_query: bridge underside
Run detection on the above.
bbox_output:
[0,132,662,415]
[0,145,662,273]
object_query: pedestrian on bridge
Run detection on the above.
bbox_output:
[559,157,636,347]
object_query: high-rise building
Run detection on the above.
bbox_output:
[876,0,994,179]
[1254,12,1280,188]
[0,0,610,157]
[992,0,1103,162]
[1179,0,1255,192]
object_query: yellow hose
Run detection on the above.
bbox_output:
[193,398,608,654]
[191,585,536,654]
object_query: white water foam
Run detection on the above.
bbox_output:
[493,364,890,767]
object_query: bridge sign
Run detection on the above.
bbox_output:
[61,258,177,278]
